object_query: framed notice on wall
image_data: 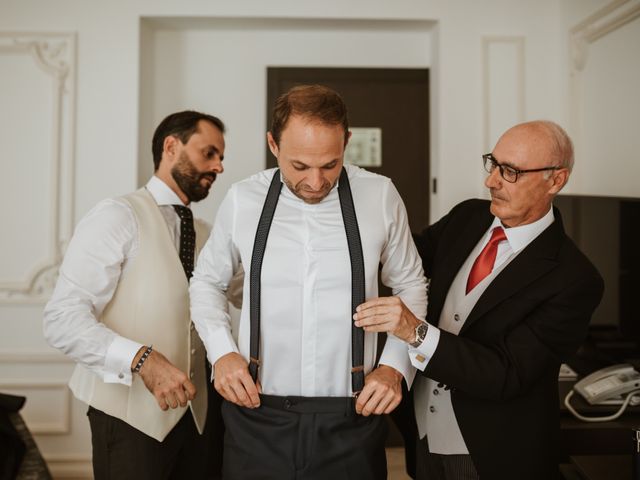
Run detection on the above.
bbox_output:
[344,127,382,168]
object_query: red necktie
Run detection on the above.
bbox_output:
[466,226,507,294]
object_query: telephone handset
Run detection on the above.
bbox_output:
[565,364,640,422]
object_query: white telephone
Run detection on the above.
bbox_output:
[564,363,640,422]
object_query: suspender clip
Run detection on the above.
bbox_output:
[249,357,261,366]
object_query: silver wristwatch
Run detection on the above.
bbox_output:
[410,321,428,348]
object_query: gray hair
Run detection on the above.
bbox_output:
[537,120,574,173]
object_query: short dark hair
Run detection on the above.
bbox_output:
[151,110,225,170]
[270,84,349,146]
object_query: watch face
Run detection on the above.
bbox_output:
[412,322,428,347]
[418,323,428,338]
[417,322,428,340]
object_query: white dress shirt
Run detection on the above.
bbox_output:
[190,165,427,397]
[43,176,191,386]
[410,207,555,454]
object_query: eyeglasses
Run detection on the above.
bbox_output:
[482,153,562,183]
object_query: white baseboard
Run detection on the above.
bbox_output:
[46,455,92,480]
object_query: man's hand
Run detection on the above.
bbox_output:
[136,349,196,411]
[356,365,403,416]
[354,296,422,343]
[214,352,261,408]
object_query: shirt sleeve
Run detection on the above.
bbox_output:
[43,199,144,385]
[377,180,429,387]
[225,263,244,310]
[408,324,441,370]
[190,187,241,371]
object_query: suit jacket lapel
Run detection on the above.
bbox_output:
[460,210,565,334]
[428,209,494,326]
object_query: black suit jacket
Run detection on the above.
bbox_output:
[413,199,603,480]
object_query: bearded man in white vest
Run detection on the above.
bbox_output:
[44,111,228,479]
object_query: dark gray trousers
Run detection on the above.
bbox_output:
[221,397,388,480]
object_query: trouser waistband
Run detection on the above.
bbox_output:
[259,394,356,415]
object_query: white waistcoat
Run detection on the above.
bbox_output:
[414,241,513,454]
[68,188,210,441]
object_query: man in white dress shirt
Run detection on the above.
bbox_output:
[353,121,603,479]
[190,85,428,479]
[44,111,228,479]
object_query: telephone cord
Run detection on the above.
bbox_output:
[564,389,640,423]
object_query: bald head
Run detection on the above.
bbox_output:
[500,120,574,173]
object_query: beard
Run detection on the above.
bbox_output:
[282,176,334,205]
[171,151,216,203]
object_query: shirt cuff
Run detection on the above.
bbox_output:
[104,337,144,385]
[408,324,440,371]
[379,335,417,388]
[203,328,239,380]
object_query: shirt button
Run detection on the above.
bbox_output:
[190,371,194,378]
[437,383,444,388]
[118,373,124,379]
[433,389,439,395]
[454,314,460,322]
[191,348,196,355]
[429,406,436,413]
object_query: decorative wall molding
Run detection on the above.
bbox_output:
[568,0,640,196]
[45,454,92,480]
[570,0,640,72]
[0,32,76,304]
[482,36,525,153]
[0,378,71,434]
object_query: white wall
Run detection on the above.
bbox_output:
[563,0,640,197]
[1,0,636,477]
[139,17,436,222]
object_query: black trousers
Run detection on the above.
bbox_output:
[88,390,224,480]
[221,396,388,480]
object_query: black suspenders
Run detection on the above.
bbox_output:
[248,170,282,382]
[337,168,366,394]
[248,168,366,395]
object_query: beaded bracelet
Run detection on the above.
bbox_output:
[132,345,153,373]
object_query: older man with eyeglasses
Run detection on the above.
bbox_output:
[353,120,604,480]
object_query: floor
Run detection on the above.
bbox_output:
[386,447,412,480]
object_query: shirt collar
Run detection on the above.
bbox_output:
[145,175,186,207]
[489,207,554,254]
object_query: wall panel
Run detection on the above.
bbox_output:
[0,32,76,303]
